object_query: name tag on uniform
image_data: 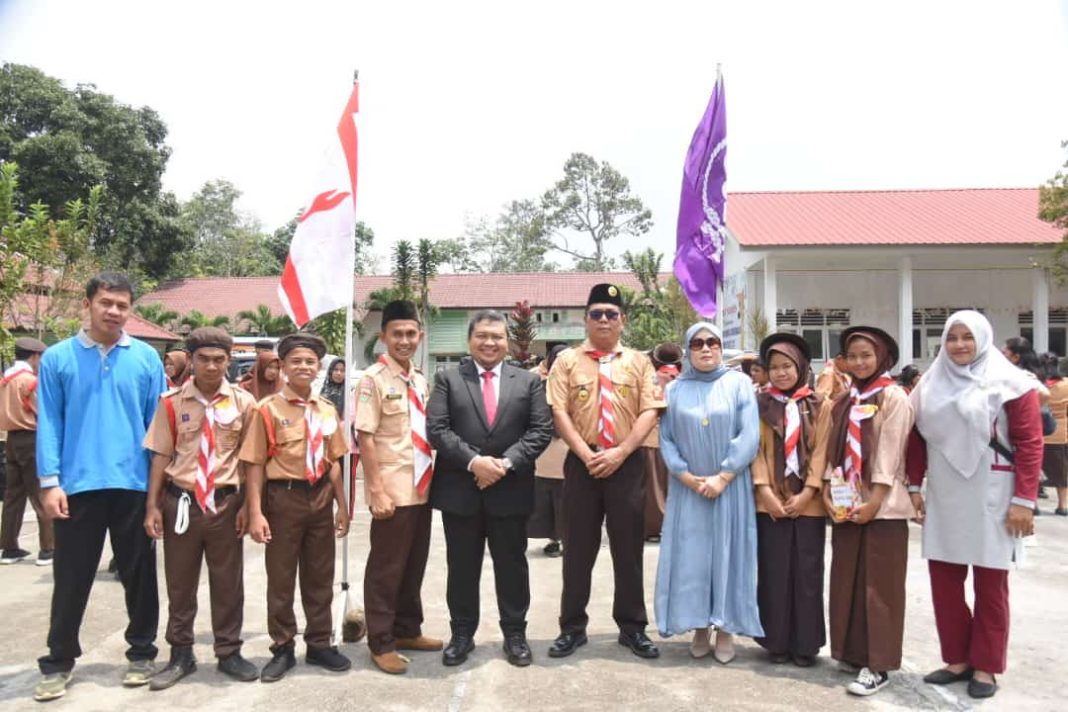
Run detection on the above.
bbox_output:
[385,393,403,401]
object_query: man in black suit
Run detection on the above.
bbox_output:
[427,310,553,667]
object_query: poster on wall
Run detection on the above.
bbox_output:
[722,271,746,350]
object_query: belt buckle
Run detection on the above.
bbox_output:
[286,480,294,491]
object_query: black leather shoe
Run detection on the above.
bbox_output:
[923,667,973,685]
[442,635,475,666]
[217,651,259,682]
[306,646,351,672]
[547,631,587,658]
[149,647,196,691]
[503,634,532,667]
[967,676,998,699]
[260,646,296,682]
[618,631,660,659]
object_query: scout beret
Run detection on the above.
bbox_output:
[381,300,420,329]
[651,342,683,368]
[759,332,811,365]
[186,327,233,354]
[840,326,899,366]
[587,283,623,308]
[14,337,47,354]
[277,333,327,360]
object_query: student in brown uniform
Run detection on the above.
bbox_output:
[356,300,443,675]
[0,337,54,566]
[546,283,666,660]
[240,333,351,682]
[142,327,260,689]
[640,342,682,542]
[752,333,830,667]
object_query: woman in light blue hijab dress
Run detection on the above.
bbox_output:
[654,322,763,663]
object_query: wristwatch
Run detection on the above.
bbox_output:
[501,457,513,471]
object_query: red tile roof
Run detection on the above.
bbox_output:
[4,294,180,342]
[142,272,648,319]
[726,188,1060,246]
[125,313,182,342]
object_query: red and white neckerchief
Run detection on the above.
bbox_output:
[379,356,433,495]
[192,392,226,513]
[289,395,326,484]
[768,385,814,480]
[844,373,895,484]
[1,362,36,412]
[586,349,619,449]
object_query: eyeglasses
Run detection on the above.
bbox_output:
[689,337,721,351]
[588,309,621,322]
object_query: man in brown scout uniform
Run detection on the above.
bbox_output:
[546,283,666,660]
[241,333,351,682]
[0,337,53,566]
[356,300,442,674]
[142,327,259,689]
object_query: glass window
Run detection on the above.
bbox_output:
[1049,328,1066,357]
[802,330,823,360]
[912,329,922,359]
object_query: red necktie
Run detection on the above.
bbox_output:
[587,351,617,449]
[482,371,497,426]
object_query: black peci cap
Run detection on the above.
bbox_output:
[381,300,420,329]
[587,283,623,308]
[277,333,327,360]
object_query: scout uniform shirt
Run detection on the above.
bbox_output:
[0,361,38,432]
[239,385,348,480]
[143,379,257,491]
[546,341,666,447]
[354,353,430,507]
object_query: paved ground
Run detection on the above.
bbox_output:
[0,503,1065,711]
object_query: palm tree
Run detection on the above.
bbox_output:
[236,304,292,336]
[134,302,179,330]
[180,310,231,332]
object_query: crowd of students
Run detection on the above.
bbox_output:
[0,272,1044,705]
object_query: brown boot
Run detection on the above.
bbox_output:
[370,650,409,675]
[394,635,444,651]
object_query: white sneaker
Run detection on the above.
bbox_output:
[847,667,889,696]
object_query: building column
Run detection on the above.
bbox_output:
[763,256,777,348]
[898,256,913,368]
[1033,267,1050,354]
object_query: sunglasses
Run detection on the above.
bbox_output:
[689,337,721,351]
[588,309,622,322]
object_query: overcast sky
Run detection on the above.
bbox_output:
[2,0,1067,271]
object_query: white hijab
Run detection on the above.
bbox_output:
[911,310,1037,478]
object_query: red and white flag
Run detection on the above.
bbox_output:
[278,83,359,327]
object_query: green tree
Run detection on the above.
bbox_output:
[392,240,416,302]
[0,162,101,355]
[306,307,362,358]
[465,200,556,272]
[434,236,481,273]
[619,249,696,351]
[236,304,292,336]
[179,310,231,332]
[541,153,653,271]
[178,180,279,277]
[0,63,193,282]
[134,302,179,330]
[1042,141,1068,281]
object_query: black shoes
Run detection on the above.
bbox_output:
[791,654,816,667]
[503,634,532,667]
[923,667,973,685]
[968,676,998,699]
[442,635,475,666]
[217,651,259,681]
[618,631,660,659]
[768,652,790,664]
[548,631,588,658]
[260,646,296,682]
[306,646,351,672]
[0,548,30,565]
[149,647,196,691]
[543,541,562,558]
[1055,508,1068,516]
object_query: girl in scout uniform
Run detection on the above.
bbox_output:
[240,333,350,682]
[143,327,259,689]
[820,327,914,697]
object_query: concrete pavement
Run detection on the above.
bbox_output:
[0,507,1065,711]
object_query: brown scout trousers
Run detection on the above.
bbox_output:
[364,503,432,654]
[161,486,244,657]
[1,431,54,551]
[264,479,336,651]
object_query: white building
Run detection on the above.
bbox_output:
[722,188,1063,367]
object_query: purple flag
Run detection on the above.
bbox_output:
[674,71,727,317]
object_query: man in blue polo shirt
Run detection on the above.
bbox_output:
[32,272,167,703]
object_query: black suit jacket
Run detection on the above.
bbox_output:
[427,360,553,517]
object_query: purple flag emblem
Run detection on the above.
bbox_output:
[674,70,727,317]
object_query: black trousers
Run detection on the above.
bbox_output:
[559,450,648,635]
[442,509,529,637]
[38,489,159,674]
